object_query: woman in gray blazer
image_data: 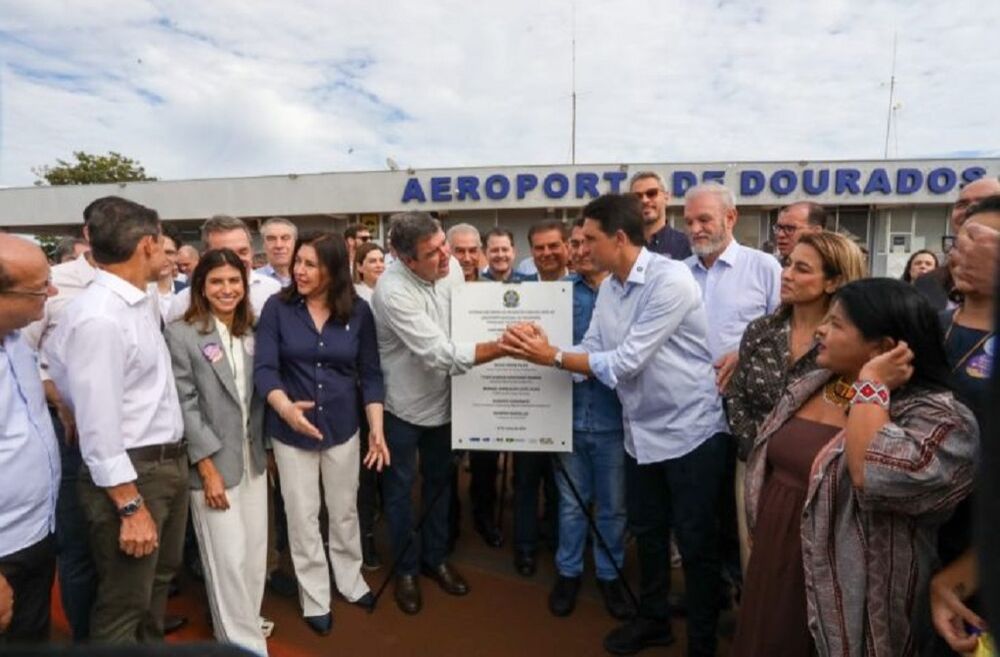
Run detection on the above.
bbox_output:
[165,248,269,656]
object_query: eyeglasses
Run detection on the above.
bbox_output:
[632,189,660,200]
[0,280,52,298]
[357,235,372,243]
[772,223,800,236]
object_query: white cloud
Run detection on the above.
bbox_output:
[0,0,997,187]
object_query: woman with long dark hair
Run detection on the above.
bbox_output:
[254,231,389,635]
[732,278,979,656]
[164,248,269,655]
[726,231,866,571]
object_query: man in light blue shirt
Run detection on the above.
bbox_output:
[0,234,61,643]
[683,181,782,614]
[259,217,297,287]
[683,182,782,390]
[502,194,728,657]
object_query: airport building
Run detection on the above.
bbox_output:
[1,157,997,277]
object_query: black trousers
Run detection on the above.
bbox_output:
[0,534,56,644]
[513,453,558,553]
[626,433,727,657]
[469,451,500,524]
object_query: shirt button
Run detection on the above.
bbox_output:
[318,384,323,390]
[319,341,324,347]
[318,406,323,411]
[316,362,322,367]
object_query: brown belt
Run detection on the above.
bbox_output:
[127,442,186,463]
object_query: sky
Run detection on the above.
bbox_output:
[0,0,997,187]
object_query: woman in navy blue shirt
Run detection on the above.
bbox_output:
[254,231,388,636]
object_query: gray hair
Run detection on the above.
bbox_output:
[53,236,88,263]
[685,181,736,210]
[446,222,481,246]
[201,214,252,244]
[388,212,442,260]
[629,170,667,191]
[261,216,298,238]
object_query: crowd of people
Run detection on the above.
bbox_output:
[0,171,998,657]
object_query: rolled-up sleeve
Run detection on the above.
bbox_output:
[65,317,137,487]
[356,301,385,405]
[253,296,285,398]
[379,288,475,375]
[858,395,979,517]
[587,276,698,389]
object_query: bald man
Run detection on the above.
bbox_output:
[0,234,61,644]
[915,176,1000,311]
[175,245,200,281]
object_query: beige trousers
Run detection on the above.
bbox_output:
[272,434,369,616]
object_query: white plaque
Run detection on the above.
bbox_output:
[451,282,573,453]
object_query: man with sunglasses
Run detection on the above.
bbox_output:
[629,171,692,261]
[344,223,373,275]
[0,234,60,644]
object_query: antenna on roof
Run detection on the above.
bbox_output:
[882,31,898,159]
[571,0,577,165]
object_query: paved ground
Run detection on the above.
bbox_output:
[49,467,735,656]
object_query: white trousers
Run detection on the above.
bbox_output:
[272,434,369,616]
[190,444,269,656]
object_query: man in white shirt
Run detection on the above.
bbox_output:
[372,212,507,615]
[0,234,60,643]
[22,195,165,641]
[165,215,281,324]
[46,197,188,643]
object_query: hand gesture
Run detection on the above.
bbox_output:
[500,323,556,366]
[930,569,986,654]
[280,400,323,440]
[363,428,391,472]
[119,506,159,558]
[858,341,914,391]
[952,223,999,296]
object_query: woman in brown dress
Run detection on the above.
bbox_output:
[726,232,866,570]
[732,279,978,656]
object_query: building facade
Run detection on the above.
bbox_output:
[2,157,996,276]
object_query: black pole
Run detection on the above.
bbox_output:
[496,451,509,531]
[550,454,640,614]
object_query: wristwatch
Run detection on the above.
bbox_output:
[118,495,144,518]
[553,350,565,369]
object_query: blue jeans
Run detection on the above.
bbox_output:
[51,408,97,641]
[554,430,626,581]
[382,413,453,576]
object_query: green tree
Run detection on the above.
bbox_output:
[32,151,156,186]
[36,234,62,260]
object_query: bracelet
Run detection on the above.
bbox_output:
[850,380,890,410]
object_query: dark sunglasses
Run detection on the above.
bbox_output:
[632,189,660,200]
